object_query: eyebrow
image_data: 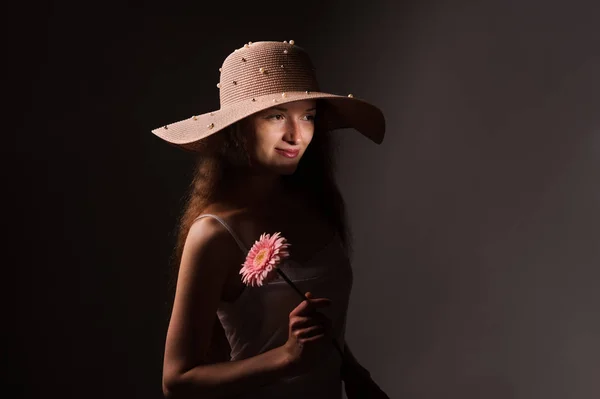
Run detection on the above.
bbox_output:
[271,107,317,112]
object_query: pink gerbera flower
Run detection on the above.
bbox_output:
[240,232,291,287]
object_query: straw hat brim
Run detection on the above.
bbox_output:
[151,91,385,150]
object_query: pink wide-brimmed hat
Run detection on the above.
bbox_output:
[151,40,385,151]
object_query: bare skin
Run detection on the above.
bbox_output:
[204,99,336,302]
[204,195,336,303]
[162,100,363,398]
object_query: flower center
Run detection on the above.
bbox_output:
[254,248,269,267]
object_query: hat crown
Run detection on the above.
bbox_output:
[218,41,320,108]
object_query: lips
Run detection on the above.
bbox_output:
[275,148,300,158]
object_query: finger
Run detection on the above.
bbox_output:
[292,314,331,332]
[292,297,332,316]
[297,324,325,339]
[312,312,333,329]
[291,316,317,329]
[301,333,327,343]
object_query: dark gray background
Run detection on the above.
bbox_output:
[8,1,599,398]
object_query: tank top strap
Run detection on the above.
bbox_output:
[192,214,249,254]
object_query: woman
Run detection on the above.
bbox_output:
[155,41,388,398]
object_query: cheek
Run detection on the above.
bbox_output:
[249,127,278,159]
[304,125,315,145]
[255,124,281,146]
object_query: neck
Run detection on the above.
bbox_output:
[217,168,287,212]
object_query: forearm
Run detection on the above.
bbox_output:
[164,346,292,399]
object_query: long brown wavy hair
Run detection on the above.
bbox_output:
[166,100,353,303]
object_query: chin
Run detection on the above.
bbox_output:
[278,164,299,175]
[257,157,301,175]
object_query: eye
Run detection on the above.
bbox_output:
[302,114,316,122]
[266,114,284,120]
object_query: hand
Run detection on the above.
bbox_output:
[281,291,333,375]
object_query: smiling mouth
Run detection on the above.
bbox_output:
[275,148,300,158]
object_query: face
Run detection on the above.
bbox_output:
[244,99,317,175]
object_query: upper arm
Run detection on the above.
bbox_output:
[163,217,244,383]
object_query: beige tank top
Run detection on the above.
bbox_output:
[193,213,354,398]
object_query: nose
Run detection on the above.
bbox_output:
[284,119,302,145]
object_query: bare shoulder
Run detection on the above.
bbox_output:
[186,214,230,247]
[183,215,244,274]
[197,204,255,242]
